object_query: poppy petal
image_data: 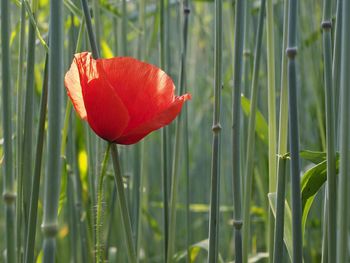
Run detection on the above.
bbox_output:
[83,76,130,142]
[115,94,191,145]
[97,57,176,133]
[64,54,87,119]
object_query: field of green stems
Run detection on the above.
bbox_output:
[0,0,349,262]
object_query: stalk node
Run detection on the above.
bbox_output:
[212,124,222,132]
[286,47,297,58]
[184,7,190,14]
[243,49,251,57]
[232,219,243,229]
[41,222,58,237]
[321,20,332,29]
[2,191,16,204]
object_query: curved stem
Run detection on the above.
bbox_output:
[96,143,111,263]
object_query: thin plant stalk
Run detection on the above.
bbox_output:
[321,190,328,263]
[266,0,277,258]
[242,0,266,261]
[24,54,49,263]
[110,144,137,263]
[336,2,350,262]
[231,0,245,261]
[286,0,302,261]
[15,1,26,259]
[160,0,169,261]
[207,0,223,261]
[22,0,39,232]
[96,144,111,263]
[122,0,128,55]
[332,0,342,136]
[41,0,63,261]
[277,0,289,157]
[272,155,287,263]
[180,0,191,261]
[321,0,336,260]
[80,0,100,58]
[166,0,190,260]
[1,0,17,262]
[93,0,102,51]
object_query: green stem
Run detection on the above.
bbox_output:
[80,0,100,58]
[272,155,287,263]
[207,0,223,261]
[110,144,137,263]
[336,2,350,263]
[24,54,49,263]
[16,1,26,260]
[160,0,169,261]
[231,0,245,260]
[321,0,336,260]
[96,143,111,263]
[22,0,39,234]
[242,1,265,261]
[286,0,302,261]
[122,0,128,55]
[1,0,16,262]
[41,0,63,261]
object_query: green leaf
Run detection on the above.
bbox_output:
[173,239,224,263]
[241,95,269,145]
[299,150,327,164]
[268,193,293,262]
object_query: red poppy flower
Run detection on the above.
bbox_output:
[64,52,191,145]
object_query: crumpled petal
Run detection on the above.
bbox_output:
[73,52,130,142]
[115,94,191,144]
[64,53,88,119]
[97,57,176,134]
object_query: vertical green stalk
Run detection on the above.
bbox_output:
[22,0,39,233]
[166,0,190,261]
[181,1,191,262]
[122,0,128,55]
[1,0,17,262]
[332,0,342,134]
[92,0,101,51]
[242,0,265,261]
[80,0,100,58]
[266,0,277,258]
[231,0,245,261]
[272,155,287,263]
[96,144,111,263]
[277,0,289,157]
[24,54,49,263]
[336,2,350,262]
[110,144,137,263]
[16,1,26,259]
[41,0,63,261]
[207,0,222,261]
[321,191,328,263]
[286,0,302,261]
[321,0,336,260]
[160,0,169,261]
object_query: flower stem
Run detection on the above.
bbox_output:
[110,144,137,263]
[96,143,111,263]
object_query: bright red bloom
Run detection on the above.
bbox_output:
[64,52,191,145]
